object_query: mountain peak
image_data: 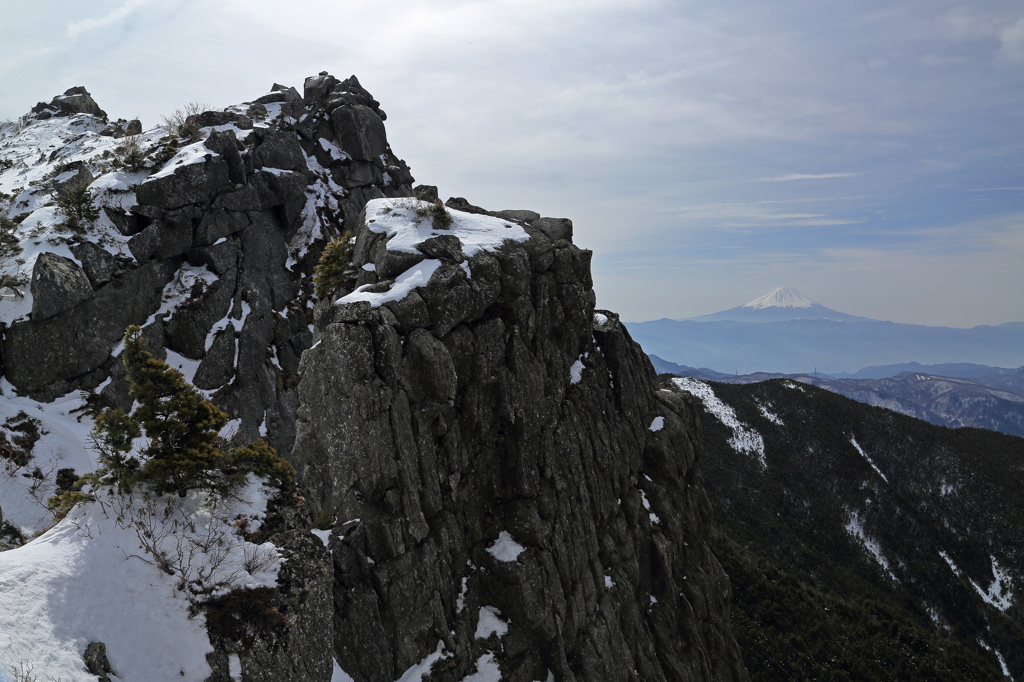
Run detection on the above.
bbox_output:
[742,287,815,310]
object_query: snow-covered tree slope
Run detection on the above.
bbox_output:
[672,377,1024,679]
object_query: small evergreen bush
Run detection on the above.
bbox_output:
[55,180,100,234]
[113,134,147,171]
[87,326,294,497]
[416,202,453,229]
[313,231,358,300]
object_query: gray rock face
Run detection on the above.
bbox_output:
[30,252,94,320]
[291,205,748,681]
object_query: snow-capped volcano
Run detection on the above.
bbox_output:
[742,286,815,310]
[689,287,872,323]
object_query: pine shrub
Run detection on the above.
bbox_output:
[313,231,358,300]
[88,326,294,497]
[55,180,100,233]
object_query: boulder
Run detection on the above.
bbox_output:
[30,253,93,320]
[69,241,125,288]
[330,105,387,162]
[32,86,107,119]
[413,185,439,203]
[253,130,306,172]
[491,209,540,224]
[83,642,114,682]
[444,196,490,215]
[534,217,573,242]
[135,156,231,209]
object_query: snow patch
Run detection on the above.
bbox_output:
[756,402,784,426]
[569,358,585,385]
[640,489,660,524]
[845,511,896,581]
[486,531,525,562]
[850,437,888,483]
[672,377,766,467]
[332,659,356,682]
[461,653,502,682]
[364,198,529,257]
[0,477,281,681]
[649,416,665,432]
[396,640,451,682]
[967,556,1014,611]
[475,606,509,639]
[338,259,442,308]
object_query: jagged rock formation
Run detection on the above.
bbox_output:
[0,76,747,680]
[3,74,413,460]
[290,200,747,680]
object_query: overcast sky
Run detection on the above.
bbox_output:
[2,0,1022,326]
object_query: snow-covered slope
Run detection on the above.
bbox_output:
[0,478,280,681]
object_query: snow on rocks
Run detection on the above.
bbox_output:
[364,197,528,257]
[339,259,442,308]
[486,530,525,562]
[461,653,502,682]
[0,379,96,535]
[649,416,664,432]
[569,357,585,385]
[475,606,509,640]
[672,377,766,467]
[336,198,530,310]
[968,556,1014,612]
[395,641,451,682]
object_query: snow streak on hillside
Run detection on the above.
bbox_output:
[671,377,766,466]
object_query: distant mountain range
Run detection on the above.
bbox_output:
[649,355,1024,437]
[630,287,1024,375]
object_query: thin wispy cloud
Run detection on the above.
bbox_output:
[66,0,152,40]
[756,173,860,182]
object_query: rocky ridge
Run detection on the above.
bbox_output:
[0,76,746,680]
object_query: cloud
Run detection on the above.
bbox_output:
[66,0,153,40]
[1001,18,1024,61]
[756,173,860,182]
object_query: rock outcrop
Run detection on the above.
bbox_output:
[291,199,748,680]
[3,74,414,461]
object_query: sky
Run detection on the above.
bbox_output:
[1,0,1022,327]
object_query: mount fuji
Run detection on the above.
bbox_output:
[689,287,873,323]
[627,288,1024,375]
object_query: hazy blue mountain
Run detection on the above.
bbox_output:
[630,288,1024,375]
[837,362,1014,380]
